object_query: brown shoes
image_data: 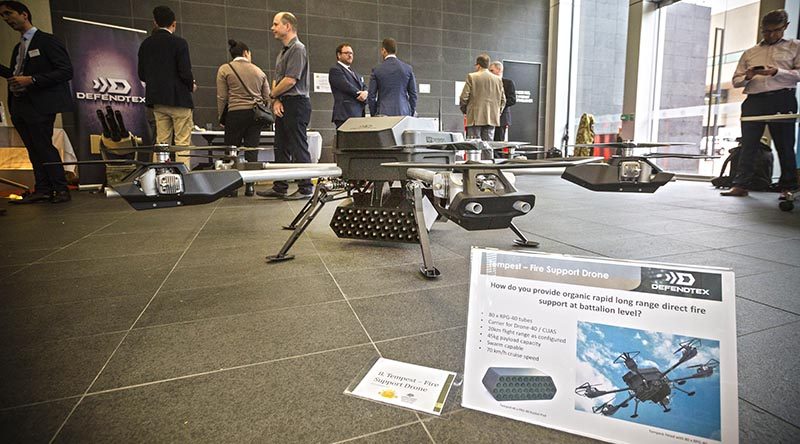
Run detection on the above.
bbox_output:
[720,187,749,197]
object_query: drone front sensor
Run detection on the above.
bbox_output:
[482,367,557,401]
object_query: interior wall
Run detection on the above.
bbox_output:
[48,0,550,159]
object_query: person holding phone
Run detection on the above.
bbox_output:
[725,9,800,198]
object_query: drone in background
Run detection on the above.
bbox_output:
[575,338,718,418]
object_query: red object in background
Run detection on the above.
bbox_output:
[594,134,617,159]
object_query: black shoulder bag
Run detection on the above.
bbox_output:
[226,62,275,125]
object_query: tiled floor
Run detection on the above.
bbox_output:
[1,174,798,443]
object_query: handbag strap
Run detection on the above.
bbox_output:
[227,62,266,105]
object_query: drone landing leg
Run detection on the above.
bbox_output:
[631,400,640,418]
[673,386,695,396]
[410,183,440,278]
[510,222,539,248]
[660,401,671,413]
[267,187,328,263]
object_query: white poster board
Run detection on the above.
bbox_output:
[463,248,737,444]
[455,81,465,105]
[346,358,456,415]
[313,72,331,93]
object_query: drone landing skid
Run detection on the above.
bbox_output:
[510,223,539,248]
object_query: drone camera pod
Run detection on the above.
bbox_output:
[115,163,243,210]
[482,367,557,401]
[562,158,674,193]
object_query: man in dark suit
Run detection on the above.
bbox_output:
[1,1,73,204]
[367,38,417,117]
[137,5,195,147]
[489,61,516,142]
[329,43,366,128]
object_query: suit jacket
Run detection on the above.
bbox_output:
[6,30,74,116]
[500,77,516,127]
[459,69,505,127]
[138,29,194,108]
[367,57,417,116]
[329,63,365,122]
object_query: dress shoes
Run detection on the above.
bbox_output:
[9,191,51,204]
[244,183,255,197]
[720,187,748,197]
[284,190,313,200]
[50,190,71,203]
[256,189,287,199]
[779,189,796,201]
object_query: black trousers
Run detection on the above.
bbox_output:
[493,125,508,142]
[10,96,68,194]
[224,108,264,162]
[273,96,312,193]
[734,89,798,190]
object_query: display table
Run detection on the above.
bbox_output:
[191,130,323,163]
[0,127,78,173]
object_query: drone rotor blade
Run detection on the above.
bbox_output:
[641,153,719,159]
[44,159,150,166]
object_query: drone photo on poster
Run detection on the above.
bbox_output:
[574,322,721,440]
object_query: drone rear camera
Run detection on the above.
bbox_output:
[482,367,557,401]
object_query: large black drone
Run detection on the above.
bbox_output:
[575,338,718,418]
[48,114,709,277]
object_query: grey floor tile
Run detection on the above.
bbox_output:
[0,295,145,347]
[736,221,800,239]
[162,253,329,291]
[0,333,123,408]
[313,237,464,273]
[736,297,799,336]
[334,257,470,299]
[40,229,198,263]
[647,250,792,278]
[5,252,183,284]
[58,346,417,443]
[138,273,344,326]
[736,269,800,314]
[0,248,56,267]
[349,284,468,342]
[425,408,599,443]
[567,235,708,261]
[93,301,369,389]
[0,271,164,309]
[336,422,432,443]
[0,399,75,444]
[724,239,800,267]
[662,227,784,249]
[737,321,800,425]
[739,399,800,444]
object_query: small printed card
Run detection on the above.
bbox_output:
[346,358,456,415]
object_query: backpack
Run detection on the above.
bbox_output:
[711,142,773,190]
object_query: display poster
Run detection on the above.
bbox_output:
[58,17,148,184]
[314,72,331,93]
[502,60,541,144]
[346,358,456,416]
[463,248,738,444]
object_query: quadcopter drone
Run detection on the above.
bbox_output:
[575,338,718,418]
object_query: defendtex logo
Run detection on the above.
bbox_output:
[651,271,710,296]
[76,77,145,103]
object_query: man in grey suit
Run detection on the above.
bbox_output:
[460,54,505,141]
[367,38,417,116]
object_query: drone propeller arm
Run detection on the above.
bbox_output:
[671,370,714,384]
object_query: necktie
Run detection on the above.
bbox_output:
[346,66,359,84]
[13,37,26,76]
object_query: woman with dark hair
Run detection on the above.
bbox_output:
[216,39,270,196]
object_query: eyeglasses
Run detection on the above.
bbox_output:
[339,51,353,55]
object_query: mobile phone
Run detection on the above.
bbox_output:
[751,65,765,71]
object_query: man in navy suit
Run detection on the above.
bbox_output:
[1,1,74,204]
[137,5,195,147]
[329,43,367,128]
[367,38,417,117]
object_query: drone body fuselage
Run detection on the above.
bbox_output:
[622,367,670,404]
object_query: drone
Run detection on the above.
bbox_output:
[575,338,718,418]
[563,141,714,193]
[48,114,711,277]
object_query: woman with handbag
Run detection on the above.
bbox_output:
[216,39,271,196]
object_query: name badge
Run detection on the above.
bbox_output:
[28,49,41,57]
